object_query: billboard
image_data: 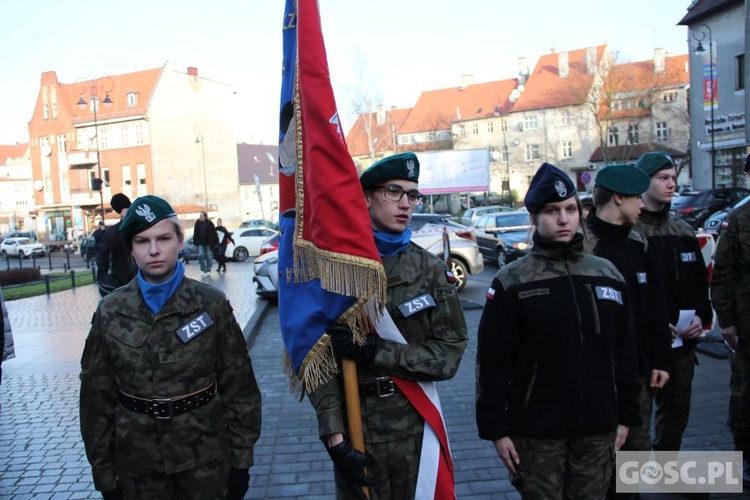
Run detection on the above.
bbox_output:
[415,148,490,195]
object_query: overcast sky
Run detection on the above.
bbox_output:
[0,0,693,146]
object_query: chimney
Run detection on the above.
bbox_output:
[187,67,198,77]
[517,57,529,85]
[41,71,59,85]
[586,46,597,75]
[654,48,667,73]
[558,52,569,78]
[459,74,474,89]
[376,104,386,125]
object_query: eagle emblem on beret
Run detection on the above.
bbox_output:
[406,158,416,179]
[554,180,568,198]
[135,204,156,222]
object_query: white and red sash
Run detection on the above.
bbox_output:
[373,311,455,500]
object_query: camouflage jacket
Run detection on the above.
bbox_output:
[80,277,262,491]
[308,243,468,443]
[712,202,750,334]
[634,207,712,341]
[586,211,672,375]
[476,232,641,441]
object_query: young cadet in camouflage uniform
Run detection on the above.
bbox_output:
[308,152,468,499]
[586,164,672,455]
[634,152,712,452]
[80,195,262,500]
[711,155,750,487]
[476,163,641,499]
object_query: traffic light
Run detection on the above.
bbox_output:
[91,178,102,191]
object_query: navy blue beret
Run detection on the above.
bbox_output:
[360,152,420,189]
[595,164,650,196]
[524,162,577,213]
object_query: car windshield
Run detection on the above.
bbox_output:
[17,238,32,244]
[672,193,701,208]
[494,213,531,229]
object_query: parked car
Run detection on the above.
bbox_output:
[259,233,280,256]
[409,213,484,292]
[226,228,278,262]
[0,237,46,259]
[4,230,38,242]
[460,205,514,226]
[239,219,279,231]
[704,193,750,236]
[672,188,750,230]
[253,250,279,300]
[473,212,533,267]
[78,236,96,261]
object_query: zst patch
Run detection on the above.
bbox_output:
[176,311,215,343]
[397,294,436,318]
[595,286,623,305]
[680,252,697,263]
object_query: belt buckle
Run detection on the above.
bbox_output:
[375,376,395,399]
[151,397,173,420]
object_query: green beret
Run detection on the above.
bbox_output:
[594,164,650,196]
[635,151,674,177]
[119,195,177,248]
[360,152,419,189]
[524,162,577,213]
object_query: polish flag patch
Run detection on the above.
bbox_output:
[486,287,495,300]
[445,269,456,283]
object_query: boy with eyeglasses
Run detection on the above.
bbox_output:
[308,152,468,499]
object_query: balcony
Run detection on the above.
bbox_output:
[67,150,98,169]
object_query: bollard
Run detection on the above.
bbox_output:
[18,253,23,269]
[4,254,9,271]
[63,263,68,272]
[32,255,36,268]
[65,247,71,269]
[45,274,51,296]
[92,265,97,282]
[71,270,76,289]
[47,250,53,271]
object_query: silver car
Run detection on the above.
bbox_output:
[252,250,279,300]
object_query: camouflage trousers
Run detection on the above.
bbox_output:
[654,345,696,451]
[510,432,616,500]
[117,457,229,499]
[728,335,750,454]
[334,432,422,500]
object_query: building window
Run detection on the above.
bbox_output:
[656,122,670,141]
[137,163,147,185]
[123,165,132,187]
[523,115,539,130]
[627,124,639,144]
[458,125,465,137]
[52,101,58,119]
[472,123,479,135]
[43,104,49,120]
[487,121,494,133]
[100,128,108,149]
[501,145,509,163]
[662,91,677,102]
[736,54,745,90]
[127,92,138,106]
[608,127,619,146]
[562,110,571,125]
[135,124,144,144]
[57,135,66,153]
[102,168,110,188]
[525,144,540,161]
[121,126,129,146]
[562,141,573,158]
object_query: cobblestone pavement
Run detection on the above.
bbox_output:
[1,262,748,499]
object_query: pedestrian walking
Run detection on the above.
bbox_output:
[92,220,109,280]
[193,211,218,277]
[711,154,750,488]
[215,218,234,273]
[634,151,712,452]
[309,152,468,499]
[99,193,138,297]
[79,195,262,500]
[476,162,641,499]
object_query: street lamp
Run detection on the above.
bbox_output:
[195,130,208,209]
[494,99,513,207]
[693,23,715,188]
[76,78,113,222]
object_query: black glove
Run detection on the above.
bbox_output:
[326,324,379,365]
[101,487,123,500]
[326,439,379,500]
[227,468,250,500]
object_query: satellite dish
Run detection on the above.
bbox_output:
[510,89,521,99]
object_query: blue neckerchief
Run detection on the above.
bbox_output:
[373,228,412,257]
[138,260,186,314]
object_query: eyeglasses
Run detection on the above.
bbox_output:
[373,185,424,206]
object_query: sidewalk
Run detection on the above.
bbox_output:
[1,261,747,498]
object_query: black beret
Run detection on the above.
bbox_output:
[119,195,177,248]
[594,164,650,196]
[635,151,674,177]
[524,162,577,213]
[110,193,132,214]
[360,152,419,189]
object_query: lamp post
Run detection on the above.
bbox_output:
[76,78,113,222]
[494,100,513,207]
[693,23,715,188]
[195,130,208,209]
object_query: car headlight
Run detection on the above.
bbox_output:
[512,242,529,251]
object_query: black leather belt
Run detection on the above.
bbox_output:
[358,377,397,398]
[118,381,216,420]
